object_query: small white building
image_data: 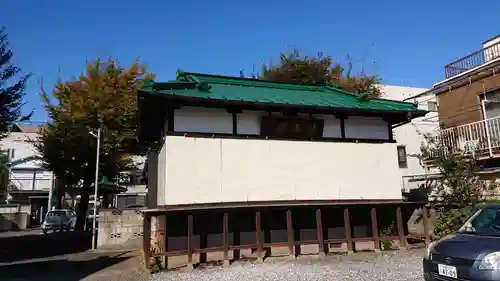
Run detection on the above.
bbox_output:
[114,155,147,208]
[138,71,428,207]
[0,123,56,225]
[135,71,434,265]
[379,85,439,192]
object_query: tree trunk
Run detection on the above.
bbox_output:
[75,180,91,232]
[0,159,8,203]
[55,179,63,209]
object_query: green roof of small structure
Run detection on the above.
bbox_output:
[139,70,425,114]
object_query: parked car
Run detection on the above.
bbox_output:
[41,209,77,234]
[423,204,500,281]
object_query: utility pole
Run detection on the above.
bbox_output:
[90,127,101,250]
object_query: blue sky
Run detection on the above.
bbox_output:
[1,0,499,121]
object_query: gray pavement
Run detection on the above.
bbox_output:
[0,229,92,264]
[0,228,42,238]
[0,229,144,281]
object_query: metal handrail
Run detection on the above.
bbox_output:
[437,115,500,156]
[444,41,500,78]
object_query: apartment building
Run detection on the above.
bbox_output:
[426,35,500,161]
[0,122,56,226]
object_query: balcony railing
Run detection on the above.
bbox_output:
[444,41,500,79]
[438,115,500,157]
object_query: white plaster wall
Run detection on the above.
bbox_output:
[173,107,388,140]
[344,116,388,139]
[157,142,167,205]
[0,132,41,169]
[379,85,438,191]
[160,135,402,205]
[175,107,233,134]
[237,111,261,135]
[236,111,346,138]
[320,115,343,138]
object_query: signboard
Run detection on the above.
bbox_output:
[466,140,479,153]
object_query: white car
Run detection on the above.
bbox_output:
[41,209,77,234]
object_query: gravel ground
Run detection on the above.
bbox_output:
[141,249,425,281]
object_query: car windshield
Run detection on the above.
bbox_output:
[47,210,66,217]
[459,207,500,236]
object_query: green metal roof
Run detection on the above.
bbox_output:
[140,70,424,114]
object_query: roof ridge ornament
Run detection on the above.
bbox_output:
[326,82,341,89]
[141,79,154,89]
[198,81,212,92]
[176,69,185,77]
[181,72,212,92]
[356,93,371,102]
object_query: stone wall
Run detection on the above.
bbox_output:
[97,209,144,248]
[407,207,437,236]
[0,212,28,231]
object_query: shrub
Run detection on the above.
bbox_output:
[433,206,476,238]
[419,134,499,238]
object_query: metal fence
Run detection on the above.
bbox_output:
[444,41,500,79]
[8,170,54,192]
[438,115,500,156]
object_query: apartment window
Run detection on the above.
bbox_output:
[260,116,324,139]
[483,89,500,119]
[397,145,407,167]
[427,101,437,112]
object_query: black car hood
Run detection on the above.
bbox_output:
[434,233,500,260]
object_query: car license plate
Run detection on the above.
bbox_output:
[438,264,457,279]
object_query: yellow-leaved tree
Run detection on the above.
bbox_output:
[35,58,155,230]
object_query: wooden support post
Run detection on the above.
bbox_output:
[286,209,295,258]
[316,208,325,256]
[293,213,301,257]
[396,206,407,250]
[423,206,431,246]
[199,214,207,264]
[234,226,241,261]
[199,239,207,263]
[156,214,167,269]
[187,214,194,270]
[343,208,354,253]
[142,213,151,270]
[370,207,380,252]
[164,214,168,269]
[255,211,263,262]
[223,212,230,266]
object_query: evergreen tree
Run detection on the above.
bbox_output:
[0,153,8,203]
[0,27,32,138]
[0,27,32,203]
